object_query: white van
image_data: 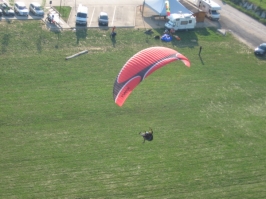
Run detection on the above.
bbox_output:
[76,4,88,26]
[165,13,196,31]
[196,0,221,20]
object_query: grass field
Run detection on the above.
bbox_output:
[241,0,266,9]
[1,20,266,198]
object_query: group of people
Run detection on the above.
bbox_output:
[47,14,55,23]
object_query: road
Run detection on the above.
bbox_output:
[217,0,266,49]
[186,0,266,49]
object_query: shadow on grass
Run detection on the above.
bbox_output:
[1,33,10,54]
[142,27,226,53]
[195,27,218,36]
[255,54,266,60]
[199,55,205,65]
[153,28,200,49]
[143,29,154,43]
[36,32,42,53]
[53,31,61,48]
[1,20,12,54]
[75,27,87,45]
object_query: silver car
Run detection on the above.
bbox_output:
[29,2,44,16]
[14,2,29,16]
[98,12,109,26]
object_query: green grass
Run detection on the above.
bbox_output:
[242,0,266,10]
[53,6,72,22]
[1,20,266,198]
[226,0,266,11]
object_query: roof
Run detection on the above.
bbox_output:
[201,0,221,10]
[31,2,41,6]
[100,12,108,16]
[144,0,192,16]
[169,13,194,20]
[77,4,88,12]
[15,2,26,6]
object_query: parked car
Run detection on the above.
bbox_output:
[14,2,29,16]
[0,2,15,16]
[29,2,44,16]
[75,4,88,26]
[254,43,266,56]
[98,12,109,26]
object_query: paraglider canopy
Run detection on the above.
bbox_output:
[113,47,190,107]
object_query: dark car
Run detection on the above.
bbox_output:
[0,8,3,17]
[0,2,15,16]
[254,43,266,56]
[98,12,109,26]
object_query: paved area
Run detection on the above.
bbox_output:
[0,0,219,30]
[68,4,136,28]
[40,1,218,31]
[42,7,70,31]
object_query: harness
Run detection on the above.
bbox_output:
[144,133,153,141]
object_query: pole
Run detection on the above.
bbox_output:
[59,0,62,22]
[142,0,145,16]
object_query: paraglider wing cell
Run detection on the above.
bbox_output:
[113,47,190,106]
